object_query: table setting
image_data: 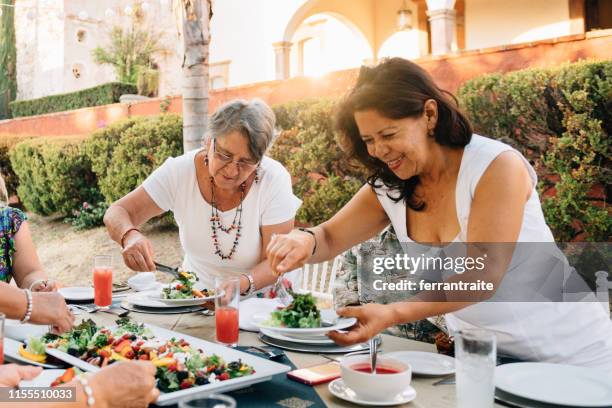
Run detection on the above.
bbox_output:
[3,260,612,408]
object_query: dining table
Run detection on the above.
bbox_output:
[72,305,507,408]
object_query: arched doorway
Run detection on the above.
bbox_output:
[377,30,421,60]
[290,12,373,77]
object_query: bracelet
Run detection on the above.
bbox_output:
[77,374,95,407]
[28,279,47,291]
[20,289,33,324]
[120,227,141,248]
[241,274,255,296]
[297,228,317,256]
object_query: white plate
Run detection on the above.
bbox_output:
[20,369,67,387]
[58,287,94,301]
[253,309,356,336]
[239,298,284,332]
[152,293,216,306]
[495,362,612,407]
[126,291,183,308]
[3,338,63,369]
[44,323,291,406]
[260,328,335,345]
[328,378,416,406]
[384,351,455,376]
[4,319,50,342]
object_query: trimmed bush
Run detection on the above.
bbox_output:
[0,134,37,198]
[9,82,136,118]
[9,136,102,215]
[458,60,611,241]
[85,114,183,203]
[271,99,367,225]
[297,175,362,226]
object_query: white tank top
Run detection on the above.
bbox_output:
[374,135,612,371]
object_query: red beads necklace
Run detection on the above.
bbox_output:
[209,177,244,261]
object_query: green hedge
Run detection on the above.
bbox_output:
[458,60,611,241]
[84,114,183,203]
[9,82,137,118]
[0,134,37,198]
[271,99,367,225]
[0,0,17,119]
[9,136,102,215]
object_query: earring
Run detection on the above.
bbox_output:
[254,166,260,184]
[428,127,435,137]
[204,155,209,166]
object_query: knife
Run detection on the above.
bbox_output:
[154,262,180,279]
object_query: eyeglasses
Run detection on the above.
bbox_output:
[212,140,258,172]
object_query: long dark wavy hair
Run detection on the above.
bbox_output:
[335,58,473,211]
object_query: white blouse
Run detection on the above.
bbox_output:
[375,135,612,371]
[142,148,301,289]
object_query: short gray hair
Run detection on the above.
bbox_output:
[208,99,276,162]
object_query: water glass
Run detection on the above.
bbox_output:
[178,394,236,408]
[455,329,496,408]
[93,255,113,309]
[0,312,5,364]
[215,277,240,347]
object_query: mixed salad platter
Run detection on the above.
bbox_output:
[18,318,290,405]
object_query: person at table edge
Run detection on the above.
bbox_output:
[104,99,301,296]
[266,58,612,371]
[0,172,73,332]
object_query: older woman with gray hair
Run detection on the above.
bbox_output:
[104,99,301,294]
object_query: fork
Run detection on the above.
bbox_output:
[248,345,285,360]
[272,277,293,307]
[69,304,100,313]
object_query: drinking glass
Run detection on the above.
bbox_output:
[215,277,240,347]
[178,394,236,408]
[455,329,496,408]
[0,312,5,364]
[93,255,113,309]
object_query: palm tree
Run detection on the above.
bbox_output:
[178,0,212,152]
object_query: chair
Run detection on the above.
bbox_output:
[595,271,611,319]
[297,256,342,300]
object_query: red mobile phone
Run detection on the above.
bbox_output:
[287,361,341,386]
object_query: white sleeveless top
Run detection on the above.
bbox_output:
[375,135,612,371]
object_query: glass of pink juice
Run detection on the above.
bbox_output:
[215,277,240,347]
[93,255,113,309]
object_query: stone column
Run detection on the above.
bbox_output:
[426,7,456,55]
[272,41,292,80]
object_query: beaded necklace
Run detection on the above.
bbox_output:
[210,178,244,260]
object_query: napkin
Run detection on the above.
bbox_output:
[239,297,283,332]
[127,272,163,292]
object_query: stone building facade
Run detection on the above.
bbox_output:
[13,0,611,101]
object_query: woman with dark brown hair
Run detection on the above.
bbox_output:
[267,58,612,369]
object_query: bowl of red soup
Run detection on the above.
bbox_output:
[340,354,412,401]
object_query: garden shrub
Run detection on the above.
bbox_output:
[458,60,611,241]
[0,134,37,198]
[296,175,362,226]
[84,117,141,188]
[9,136,102,215]
[271,99,367,225]
[67,201,109,230]
[541,61,611,241]
[9,82,136,118]
[85,114,182,203]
